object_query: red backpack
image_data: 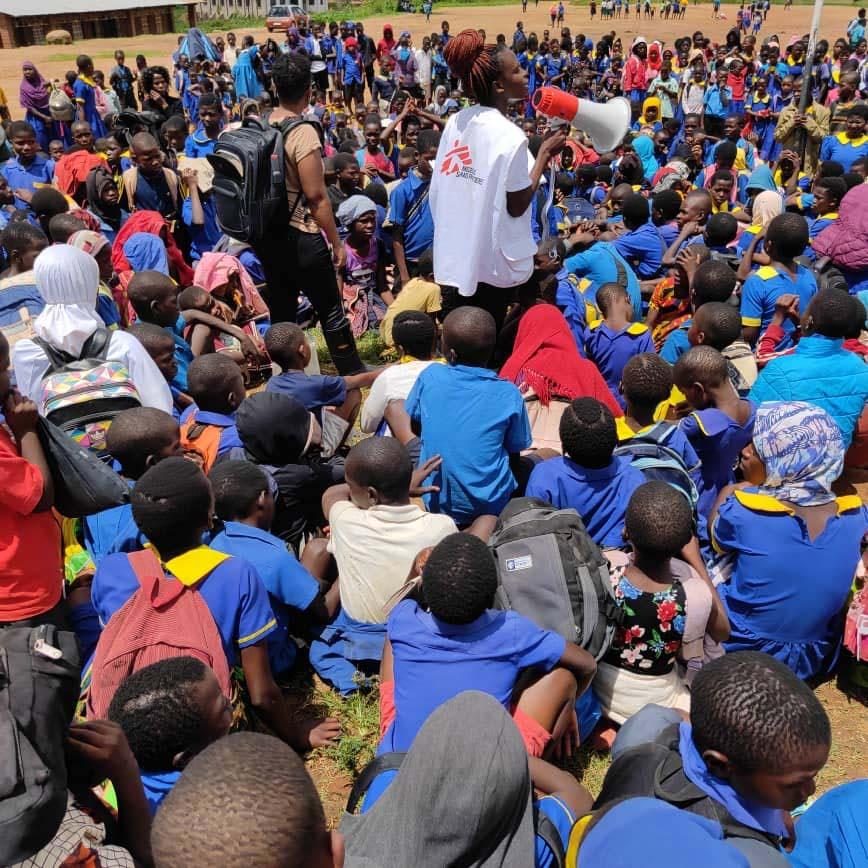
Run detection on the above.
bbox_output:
[86,549,232,720]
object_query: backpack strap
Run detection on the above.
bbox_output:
[606,247,629,290]
[164,168,180,210]
[534,804,567,868]
[33,327,111,374]
[81,327,112,361]
[345,751,406,814]
[122,167,138,211]
[277,117,325,224]
[126,549,186,608]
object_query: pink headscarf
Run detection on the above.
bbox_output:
[813,184,868,271]
[192,252,268,317]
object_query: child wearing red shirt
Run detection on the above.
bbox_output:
[0,331,61,625]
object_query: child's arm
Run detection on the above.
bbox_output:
[180,167,204,225]
[67,720,153,867]
[528,756,594,817]
[5,390,54,511]
[661,221,699,268]
[375,252,393,306]
[187,321,217,356]
[342,367,387,391]
[321,482,351,519]
[180,309,262,359]
[678,537,731,642]
[241,641,341,749]
[556,641,597,697]
[392,225,413,286]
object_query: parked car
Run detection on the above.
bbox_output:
[266,4,309,31]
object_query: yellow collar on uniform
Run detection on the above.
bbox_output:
[399,354,445,365]
[734,490,862,515]
[818,212,839,220]
[77,74,97,87]
[756,265,782,280]
[836,132,868,146]
[161,545,231,587]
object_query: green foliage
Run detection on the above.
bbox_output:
[198,14,266,33]
[172,5,189,32]
[314,681,380,776]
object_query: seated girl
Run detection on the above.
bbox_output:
[710,400,868,681]
[595,481,730,724]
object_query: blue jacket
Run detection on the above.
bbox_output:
[749,335,868,445]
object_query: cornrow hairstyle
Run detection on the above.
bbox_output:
[621,353,673,409]
[151,733,326,867]
[421,533,498,624]
[626,481,693,558]
[108,656,210,772]
[444,29,510,105]
[691,652,830,773]
[559,397,617,468]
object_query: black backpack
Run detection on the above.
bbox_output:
[346,753,567,868]
[0,624,81,864]
[207,116,323,244]
[489,497,621,661]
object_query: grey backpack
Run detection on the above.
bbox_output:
[489,497,621,660]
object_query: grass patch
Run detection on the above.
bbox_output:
[47,51,117,62]
[311,325,391,375]
[198,15,267,33]
[314,682,381,776]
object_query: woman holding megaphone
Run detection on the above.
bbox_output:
[430,30,567,332]
[430,30,630,333]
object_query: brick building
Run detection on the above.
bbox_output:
[0,0,199,48]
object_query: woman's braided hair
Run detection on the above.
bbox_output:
[444,29,507,105]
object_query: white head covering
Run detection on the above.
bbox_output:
[32,244,104,357]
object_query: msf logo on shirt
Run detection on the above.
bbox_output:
[440,139,484,185]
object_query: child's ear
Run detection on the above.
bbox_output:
[447,347,458,365]
[227,389,240,410]
[172,749,196,771]
[702,749,733,780]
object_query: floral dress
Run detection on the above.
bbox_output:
[603,564,687,675]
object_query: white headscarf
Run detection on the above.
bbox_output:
[32,245,104,357]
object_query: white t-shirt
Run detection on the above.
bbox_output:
[415,48,432,85]
[430,106,535,296]
[359,359,440,435]
[308,37,327,74]
[327,501,456,623]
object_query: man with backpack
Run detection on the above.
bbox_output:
[241,52,365,374]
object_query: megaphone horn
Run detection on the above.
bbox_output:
[532,88,632,154]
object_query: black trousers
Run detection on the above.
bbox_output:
[440,281,517,334]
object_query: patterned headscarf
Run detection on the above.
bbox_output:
[753,401,844,506]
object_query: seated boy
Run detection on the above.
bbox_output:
[526,397,646,548]
[612,193,665,280]
[91,456,338,750]
[586,282,655,408]
[674,345,756,543]
[180,354,246,471]
[406,307,532,527]
[687,301,757,395]
[595,652,831,866]
[361,310,440,456]
[310,437,456,694]
[127,322,192,419]
[379,533,597,757]
[208,459,338,679]
[264,322,382,457]
[0,221,48,325]
[379,248,442,348]
[108,656,232,814]
[740,213,818,347]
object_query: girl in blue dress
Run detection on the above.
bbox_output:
[745,74,781,161]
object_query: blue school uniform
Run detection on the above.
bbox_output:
[91,547,277,666]
[2,154,55,210]
[711,489,868,679]
[83,498,141,566]
[818,132,868,172]
[166,317,194,391]
[72,76,107,138]
[679,403,756,541]
[209,521,320,676]
[266,370,346,424]
[554,269,589,353]
[539,54,568,87]
[526,455,646,548]
[132,171,176,216]
[735,224,765,266]
[659,318,692,364]
[805,211,839,262]
[406,364,531,526]
[183,125,219,158]
[746,93,780,161]
[703,84,731,120]
[380,599,566,753]
[388,170,434,262]
[585,321,655,408]
[564,242,643,318]
[612,223,665,279]
[141,770,181,816]
[658,221,680,247]
[181,194,221,264]
[740,264,818,346]
[339,52,363,85]
[180,406,242,456]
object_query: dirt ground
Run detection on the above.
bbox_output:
[0,3,861,116]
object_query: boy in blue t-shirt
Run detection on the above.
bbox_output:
[91,457,339,749]
[2,121,55,210]
[264,322,383,456]
[208,460,336,678]
[526,397,646,548]
[406,307,532,526]
[612,193,665,280]
[126,324,191,419]
[740,213,818,348]
[108,656,232,815]
[674,345,756,543]
[379,533,597,756]
[586,282,655,408]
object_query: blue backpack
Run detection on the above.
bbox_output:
[613,422,699,515]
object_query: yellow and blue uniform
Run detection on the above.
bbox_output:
[612,223,665,279]
[818,132,868,172]
[805,211,839,262]
[586,320,655,408]
[711,489,868,679]
[740,264,819,346]
[91,546,278,666]
[1,153,55,210]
